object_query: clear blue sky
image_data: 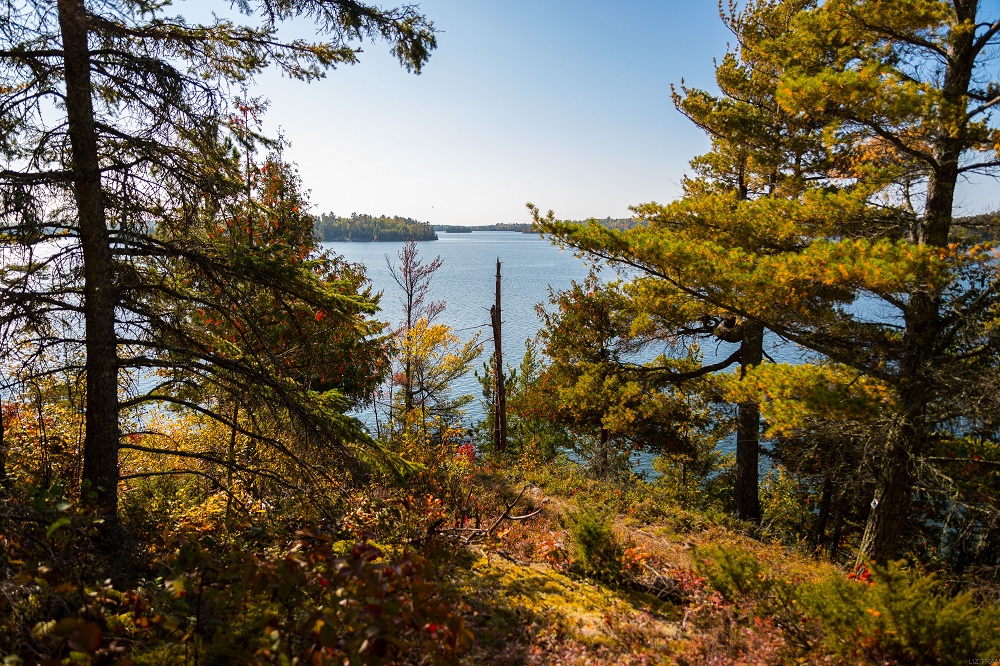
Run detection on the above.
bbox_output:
[251,1,732,226]
[244,0,998,226]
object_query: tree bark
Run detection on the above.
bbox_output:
[829,499,844,562]
[858,421,918,563]
[491,258,507,453]
[0,395,6,489]
[225,403,239,530]
[404,284,414,412]
[734,321,763,523]
[811,474,834,551]
[58,0,120,518]
[856,5,976,562]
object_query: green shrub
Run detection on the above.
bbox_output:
[692,545,801,630]
[798,562,1000,664]
[694,544,1000,664]
[694,544,772,601]
[652,444,731,512]
[759,468,815,544]
[566,502,625,584]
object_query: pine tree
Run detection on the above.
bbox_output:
[527,273,719,481]
[768,0,1000,563]
[0,0,435,518]
[534,0,831,520]
[538,0,1000,562]
[120,152,392,511]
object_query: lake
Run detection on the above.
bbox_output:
[322,231,592,413]
[325,231,814,476]
[324,230,811,416]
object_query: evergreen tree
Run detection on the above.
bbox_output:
[0,0,435,518]
[768,0,1000,564]
[525,272,722,481]
[123,153,392,513]
[534,0,830,520]
[537,0,1000,563]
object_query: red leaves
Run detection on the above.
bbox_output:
[847,564,874,585]
[455,443,476,463]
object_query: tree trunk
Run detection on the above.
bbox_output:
[596,426,610,478]
[404,300,414,412]
[730,158,763,523]
[858,433,916,563]
[734,321,763,522]
[829,499,844,562]
[856,4,976,563]
[58,0,120,518]
[0,395,6,489]
[811,474,834,551]
[491,258,507,453]
[225,403,239,530]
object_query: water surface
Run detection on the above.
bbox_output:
[323,231,592,407]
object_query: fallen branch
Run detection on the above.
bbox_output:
[438,484,545,544]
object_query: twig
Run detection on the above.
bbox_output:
[436,484,544,544]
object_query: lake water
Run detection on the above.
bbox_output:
[325,231,813,476]
[323,231,592,412]
[324,230,811,416]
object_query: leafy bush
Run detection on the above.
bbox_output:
[566,502,625,584]
[798,562,1000,664]
[693,544,1000,664]
[0,499,469,665]
[692,544,803,633]
[152,533,470,665]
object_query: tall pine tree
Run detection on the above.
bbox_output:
[539,0,1000,562]
[535,0,831,521]
[0,0,435,518]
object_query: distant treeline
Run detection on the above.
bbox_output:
[435,223,534,233]
[954,211,1000,241]
[315,213,438,242]
[434,218,643,234]
[591,217,642,231]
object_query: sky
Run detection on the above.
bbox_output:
[246,1,735,226]
[223,0,999,227]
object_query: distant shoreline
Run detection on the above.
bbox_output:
[322,227,540,241]
[435,224,536,234]
[317,216,647,242]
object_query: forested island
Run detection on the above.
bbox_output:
[1,1,999,664]
[434,218,642,234]
[315,218,641,240]
[315,212,438,241]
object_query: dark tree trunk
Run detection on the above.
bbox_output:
[858,413,922,563]
[596,426,610,477]
[734,321,763,523]
[491,258,507,453]
[811,475,834,551]
[829,499,844,562]
[857,5,976,562]
[58,0,120,518]
[858,445,915,562]
[225,403,239,529]
[0,395,6,489]
[404,288,414,412]
[729,158,763,523]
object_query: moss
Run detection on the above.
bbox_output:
[451,553,679,662]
